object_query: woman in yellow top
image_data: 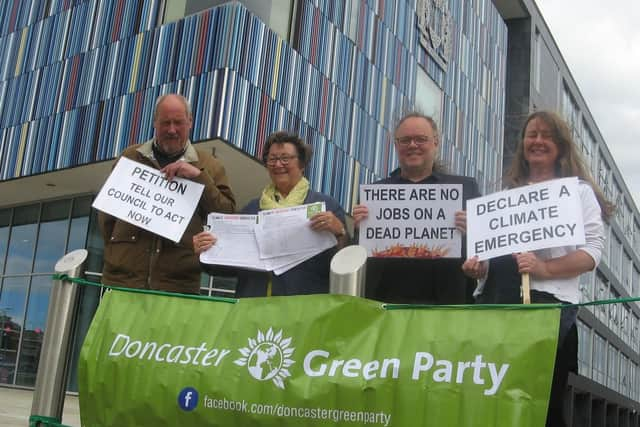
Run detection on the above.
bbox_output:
[194,131,348,296]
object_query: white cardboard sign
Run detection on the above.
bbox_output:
[466,177,585,261]
[359,184,463,258]
[92,157,204,242]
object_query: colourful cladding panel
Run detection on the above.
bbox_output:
[0,0,506,210]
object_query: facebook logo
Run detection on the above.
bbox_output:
[178,387,199,411]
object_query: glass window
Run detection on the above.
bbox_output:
[633,266,640,301]
[533,30,541,92]
[581,121,593,167]
[620,305,630,344]
[632,363,639,401]
[0,210,10,274]
[609,234,622,281]
[606,344,619,391]
[597,154,610,198]
[600,223,610,265]
[595,274,608,324]
[33,200,71,273]
[67,217,89,253]
[620,354,629,397]
[5,206,39,274]
[577,320,591,377]
[592,332,606,385]
[200,267,238,297]
[579,270,593,307]
[0,276,29,385]
[561,86,580,140]
[633,314,640,353]
[415,67,443,123]
[85,209,105,274]
[623,251,632,291]
[67,196,92,253]
[0,196,93,389]
[609,288,620,335]
[590,143,599,181]
[16,275,52,387]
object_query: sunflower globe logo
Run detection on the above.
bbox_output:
[234,328,295,389]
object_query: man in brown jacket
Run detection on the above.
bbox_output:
[98,94,235,294]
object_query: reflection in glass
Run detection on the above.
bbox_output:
[16,276,52,386]
[34,219,68,273]
[0,226,8,276]
[85,209,105,273]
[33,200,71,273]
[72,196,92,218]
[5,223,37,274]
[67,216,89,252]
[0,197,94,389]
[0,277,29,385]
[0,209,10,274]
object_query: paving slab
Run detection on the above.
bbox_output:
[0,387,81,427]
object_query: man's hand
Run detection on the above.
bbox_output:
[352,204,369,228]
[161,161,201,180]
[462,256,488,280]
[454,210,467,234]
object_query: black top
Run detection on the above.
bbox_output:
[474,255,522,304]
[364,169,481,304]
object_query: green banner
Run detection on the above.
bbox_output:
[78,291,559,426]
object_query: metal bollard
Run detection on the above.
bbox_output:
[31,249,88,423]
[329,245,368,297]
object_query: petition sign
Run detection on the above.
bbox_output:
[92,157,204,242]
[359,184,462,258]
[467,177,585,260]
[79,291,558,426]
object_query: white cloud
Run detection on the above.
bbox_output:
[536,0,640,207]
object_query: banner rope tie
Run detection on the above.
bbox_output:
[51,274,237,304]
[52,274,640,310]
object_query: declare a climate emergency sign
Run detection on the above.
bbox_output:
[467,177,585,260]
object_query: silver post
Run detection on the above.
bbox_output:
[31,249,88,422]
[329,245,368,297]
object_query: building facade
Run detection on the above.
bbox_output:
[0,0,637,423]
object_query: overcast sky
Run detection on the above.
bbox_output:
[535,0,640,209]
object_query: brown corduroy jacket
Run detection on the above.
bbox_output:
[98,139,235,294]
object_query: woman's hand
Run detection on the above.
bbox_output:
[462,256,488,280]
[310,212,346,237]
[193,230,217,254]
[514,252,549,278]
[352,204,369,228]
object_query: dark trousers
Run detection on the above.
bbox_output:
[532,290,578,427]
[477,257,578,427]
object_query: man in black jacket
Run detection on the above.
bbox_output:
[353,112,480,304]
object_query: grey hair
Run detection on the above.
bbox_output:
[395,111,440,143]
[154,94,192,119]
[394,111,446,173]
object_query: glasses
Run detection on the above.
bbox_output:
[266,155,298,166]
[395,135,434,146]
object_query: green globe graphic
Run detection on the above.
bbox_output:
[247,342,283,381]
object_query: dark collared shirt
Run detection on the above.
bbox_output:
[364,169,481,304]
